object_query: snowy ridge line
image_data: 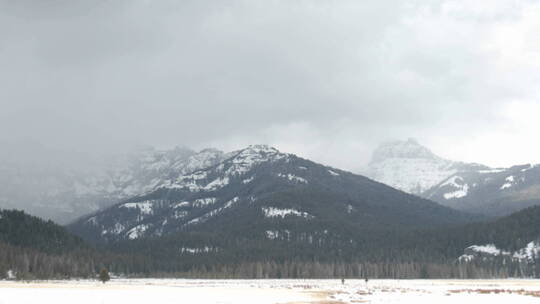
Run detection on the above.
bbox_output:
[156,145,290,193]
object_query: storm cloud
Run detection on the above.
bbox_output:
[1,0,540,171]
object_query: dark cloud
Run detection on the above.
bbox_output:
[1,0,539,170]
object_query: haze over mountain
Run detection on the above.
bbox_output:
[366,139,540,217]
[3,138,540,224]
[69,144,473,243]
[0,146,230,224]
[365,139,488,194]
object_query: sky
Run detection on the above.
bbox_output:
[1,0,540,172]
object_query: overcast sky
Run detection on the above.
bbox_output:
[1,0,540,171]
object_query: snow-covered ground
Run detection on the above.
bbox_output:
[1,279,540,304]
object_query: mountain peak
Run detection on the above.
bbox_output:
[370,139,438,164]
[232,145,286,161]
[198,147,224,154]
[227,145,288,172]
[366,139,487,194]
[243,144,280,153]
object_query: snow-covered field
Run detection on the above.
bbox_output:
[1,279,540,304]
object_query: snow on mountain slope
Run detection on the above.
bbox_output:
[366,139,488,194]
[157,145,288,192]
[424,164,540,216]
[0,147,228,224]
[69,145,306,240]
[459,241,540,263]
[69,144,473,243]
[366,139,540,216]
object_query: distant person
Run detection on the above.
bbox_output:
[341,278,345,285]
[365,277,369,284]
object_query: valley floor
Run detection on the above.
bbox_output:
[1,279,540,304]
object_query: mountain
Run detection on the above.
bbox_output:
[69,145,477,245]
[424,164,540,217]
[365,139,540,217]
[0,147,230,224]
[365,139,488,195]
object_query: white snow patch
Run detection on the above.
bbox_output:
[467,244,506,255]
[478,168,507,174]
[441,176,469,199]
[126,224,150,240]
[6,270,15,279]
[266,230,278,240]
[277,173,308,184]
[193,197,217,207]
[500,175,515,190]
[174,201,190,208]
[262,207,313,219]
[443,184,469,199]
[513,241,540,261]
[121,201,153,215]
[265,230,291,240]
[101,222,126,236]
[186,197,239,225]
[180,246,216,254]
[242,176,254,184]
[328,169,340,176]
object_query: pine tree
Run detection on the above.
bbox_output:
[99,268,110,283]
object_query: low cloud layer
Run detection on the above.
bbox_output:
[1,0,540,171]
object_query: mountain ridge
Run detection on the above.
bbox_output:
[425,163,540,217]
[0,146,231,223]
[69,144,477,244]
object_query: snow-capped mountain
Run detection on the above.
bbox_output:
[365,139,540,216]
[0,147,230,224]
[68,144,475,243]
[424,164,540,217]
[366,139,488,194]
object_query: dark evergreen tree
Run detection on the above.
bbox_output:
[99,268,110,283]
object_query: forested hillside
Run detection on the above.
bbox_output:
[0,209,101,279]
[96,206,540,279]
[3,203,540,279]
